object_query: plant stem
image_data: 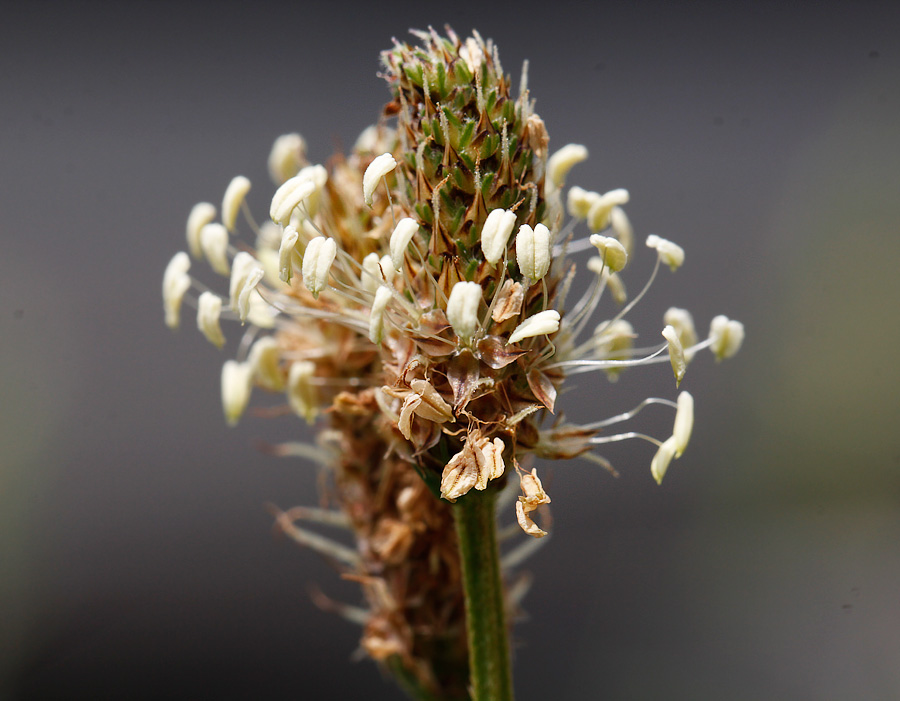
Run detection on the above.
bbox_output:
[453,490,514,701]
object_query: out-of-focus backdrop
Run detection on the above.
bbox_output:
[2,2,899,699]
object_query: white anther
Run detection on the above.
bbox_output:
[229,252,265,323]
[248,336,284,392]
[547,143,588,189]
[646,234,685,271]
[267,133,306,184]
[287,360,317,424]
[673,391,694,457]
[516,223,551,280]
[199,223,230,276]
[651,435,678,485]
[278,226,300,283]
[587,189,630,232]
[480,208,518,266]
[186,202,216,259]
[447,281,483,343]
[221,359,253,427]
[708,315,745,360]
[589,234,628,272]
[567,186,601,220]
[363,152,397,207]
[508,309,561,344]
[270,175,316,226]
[664,308,698,360]
[389,217,420,270]
[162,252,191,329]
[662,324,686,387]
[301,236,337,298]
[196,291,225,348]
[221,175,251,231]
[368,285,392,344]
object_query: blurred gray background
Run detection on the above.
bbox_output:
[2,1,899,698]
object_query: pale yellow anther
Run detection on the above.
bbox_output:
[480,208,518,266]
[363,152,397,207]
[196,291,225,348]
[199,223,230,276]
[587,189,630,232]
[278,226,300,283]
[673,391,694,457]
[447,281,482,343]
[664,307,698,360]
[646,234,685,271]
[708,315,745,360]
[162,252,191,330]
[651,435,678,485]
[301,237,337,298]
[368,286,392,344]
[389,217,419,270]
[361,253,395,294]
[516,223,551,280]
[547,144,588,189]
[508,309,560,345]
[186,202,216,259]
[588,258,628,304]
[287,360,317,424]
[267,133,306,184]
[589,234,628,272]
[270,176,316,226]
[662,324,687,387]
[221,359,253,427]
[221,175,251,231]
[248,336,285,392]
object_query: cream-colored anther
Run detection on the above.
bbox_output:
[301,236,337,298]
[662,324,686,387]
[547,143,588,189]
[221,359,253,427]
[567,186,601,220]
[278,226,299,283]
[508,309,561,344]
[708,315,745,360]
[199,223,230,276]
[186,202,216,259]
[651,435,678,485]
[673,391,694,457]
[270,175,316,226]
[389,218,419,270]
[609,205,633,254]
[287,360,317,424]
[196,291,225,348]
[446,281,482,343]
[229,252,265,323]
[516,223,551,280]
[664,307,698,360]
[267,133,306,184]
[363,152,397,207]
[221,175,251,231]
[247,336,284,392]
[646,234,685,271]
[589,234,628,272]
[368,286,392,344]
[480,208,518,266]
[162,252,191,329]
[587,188,630,232]
[361,254,396,295]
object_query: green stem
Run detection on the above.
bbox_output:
[453,490,514,701]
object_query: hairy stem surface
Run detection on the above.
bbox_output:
[453,490,514,701]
